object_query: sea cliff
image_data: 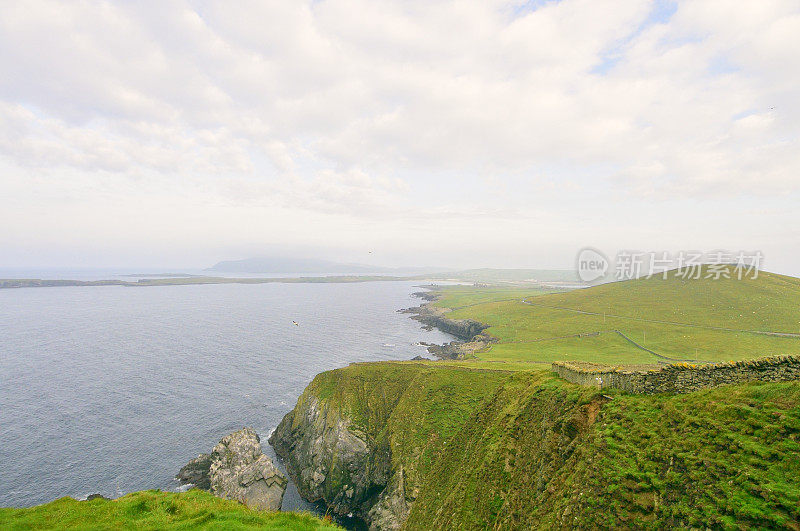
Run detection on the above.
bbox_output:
[270,362,800,529]
[269,363,510,528]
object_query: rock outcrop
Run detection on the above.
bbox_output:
[177,427,287,511]
[269,396,391,523]
[176,453,212,490]
[410,289,439,302]
[403,303,487,341]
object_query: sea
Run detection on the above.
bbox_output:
[0,277,454,511]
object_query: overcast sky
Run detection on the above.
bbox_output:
[1,0,799,273]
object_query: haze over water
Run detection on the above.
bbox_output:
[0,281,453,510]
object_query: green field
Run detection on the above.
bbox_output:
[0,490,339,530]
[432,266,800,367]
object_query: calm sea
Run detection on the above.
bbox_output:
[0,281,452,510]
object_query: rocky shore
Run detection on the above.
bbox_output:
[400,288,495,359]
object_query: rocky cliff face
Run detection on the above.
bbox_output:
[268,364,509,530]
[176,453,212,490]
[406,303,487,341]
[269,395,396,525]
[178,427,287,511]
[400,299,493,360]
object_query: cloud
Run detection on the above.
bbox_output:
[2,1,798,187]
[0,0,799,268]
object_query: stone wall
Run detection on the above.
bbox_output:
[552,355,800,394]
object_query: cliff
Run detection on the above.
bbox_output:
[271,362,800,529]
[177,427,287,511]
[400,293,495,360]
[269,363,510,528]
[405,302,488,341]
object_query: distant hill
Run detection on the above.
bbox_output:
[435,265,800,366]
[207,259,579,282]
[207,256,447,276]
[427,268,579,283]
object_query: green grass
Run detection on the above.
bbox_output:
[431,286,556,310]
[404,369,800,529]
[431,267,800,367]
[0,490,339,530]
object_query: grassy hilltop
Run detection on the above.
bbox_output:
[0,490,339,530]
[433,266,800,368]
[406,368,800,528]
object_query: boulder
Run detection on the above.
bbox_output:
[177,427,287,511]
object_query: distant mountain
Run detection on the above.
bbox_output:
[207,257,446,276]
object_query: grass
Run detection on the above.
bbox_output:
[403,368,800,529]
[0,490,339,530]
[431,266,800,367]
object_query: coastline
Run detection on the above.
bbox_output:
[400,286,497,360]
[0,275,416,290]
[8,278,800,528]
[262,283,499,527]
[0,280,446,515]
[1,280,490,527]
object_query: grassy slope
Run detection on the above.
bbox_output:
[406,370,800,529]
[435,267,800,366]
[0,490,339,530]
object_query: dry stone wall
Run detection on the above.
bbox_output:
[552,356,800,394]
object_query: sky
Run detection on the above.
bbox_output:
[1,0,799,274]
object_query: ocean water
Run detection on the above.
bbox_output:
[0,281,453,510]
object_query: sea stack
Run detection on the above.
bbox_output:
[177,427,287,511]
